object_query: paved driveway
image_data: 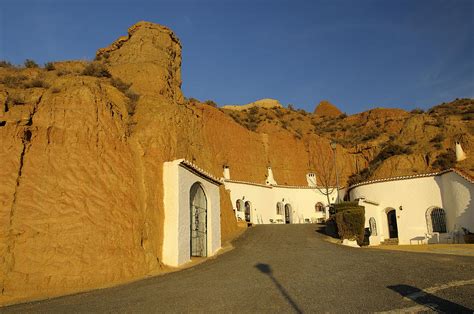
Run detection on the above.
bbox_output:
[2,224,474,313]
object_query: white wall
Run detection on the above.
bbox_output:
[440,172,474,233]
[350,172,473,245]
[162,160,221,267]
[224,181,337,224]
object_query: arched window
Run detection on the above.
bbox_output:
[426,207,447,233]
[276,202,284,215]
[315,202,324,212]
[369,217,377,236]
[236,199,244,212]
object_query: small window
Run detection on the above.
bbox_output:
[315,202,324,212]
[276,202,284,215]
[369,217,377,236]
[427,207,447,233]
[236,199,244,212]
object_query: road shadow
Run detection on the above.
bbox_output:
[388,284,472,313]
[255,263,302,314]
[314,224,339,240]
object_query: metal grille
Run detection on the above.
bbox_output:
[236,199,244,212]
[244,201,251,222]
[190,183,207,257]
[369,217,377,236]
[315,202,324,212]
[430,207,447,233]
[276,202,283,215]
[284,204,291,224]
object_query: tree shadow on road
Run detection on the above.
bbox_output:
[388,284,472,313]
[255,263,302,314]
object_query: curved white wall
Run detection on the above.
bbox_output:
[349,172,473,245]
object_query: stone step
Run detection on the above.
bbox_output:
[381,238,399,245]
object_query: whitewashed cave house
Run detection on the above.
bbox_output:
[348,169,474,245]
[223,166,338,225]
[162,159,222,267]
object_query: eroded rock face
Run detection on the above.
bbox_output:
[96,21,183,103]
[0,77,156,303]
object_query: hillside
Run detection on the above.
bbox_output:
[222,98,473,184]
[0,20,472,303]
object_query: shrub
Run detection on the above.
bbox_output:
[411,108,424,114]
[407,140,417,146]
[334,205,365,245]
[430,134,444,143]
[44,62,55,71]
[6,95,26,106]
[24,79,50,88]
[432,150,456,170]
[204,100,217,107]
[0,60,14,68]
[125,90,140,103]
[373,144,412,164]
[462,114,473,121]
[82,62,111,78]
[1,75,27,88]
[249,106,259,115]
[56,69,71,76]
[110,77,131,93]
[287,104,295,111]
[24,59,39,68]
[361,132,378,142]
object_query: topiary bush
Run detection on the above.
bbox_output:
[335,206,365,246]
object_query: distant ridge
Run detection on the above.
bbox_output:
[222,98,283,111]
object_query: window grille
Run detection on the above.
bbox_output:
[427,207,447,233]
[315,202,324,212]
[369,217,377,236]
[236,199,244,212]
[276,202,283,215]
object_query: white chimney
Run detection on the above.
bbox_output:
[223,165,230,180]
[455,142,467,162]
[266,166,277,185]
[306,173,317,187]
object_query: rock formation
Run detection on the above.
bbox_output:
[222,98,283,111]
[313,100,342,117]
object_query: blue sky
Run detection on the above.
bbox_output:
[1,0,472,113]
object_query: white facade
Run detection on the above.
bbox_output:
[224,180,338,225]
[162,159,221,267]
[348,170,474,245]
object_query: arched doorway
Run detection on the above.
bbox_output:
[190,183,207,257]
[386,209,398,239]
[244,201,251,223]
[284,204,292,224]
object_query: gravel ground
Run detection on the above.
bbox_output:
[2,224,473,313]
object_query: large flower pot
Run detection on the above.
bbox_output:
[463,234,474,244]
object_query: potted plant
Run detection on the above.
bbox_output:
[462,228,474,244]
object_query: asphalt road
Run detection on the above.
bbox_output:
[2,224,474,313]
